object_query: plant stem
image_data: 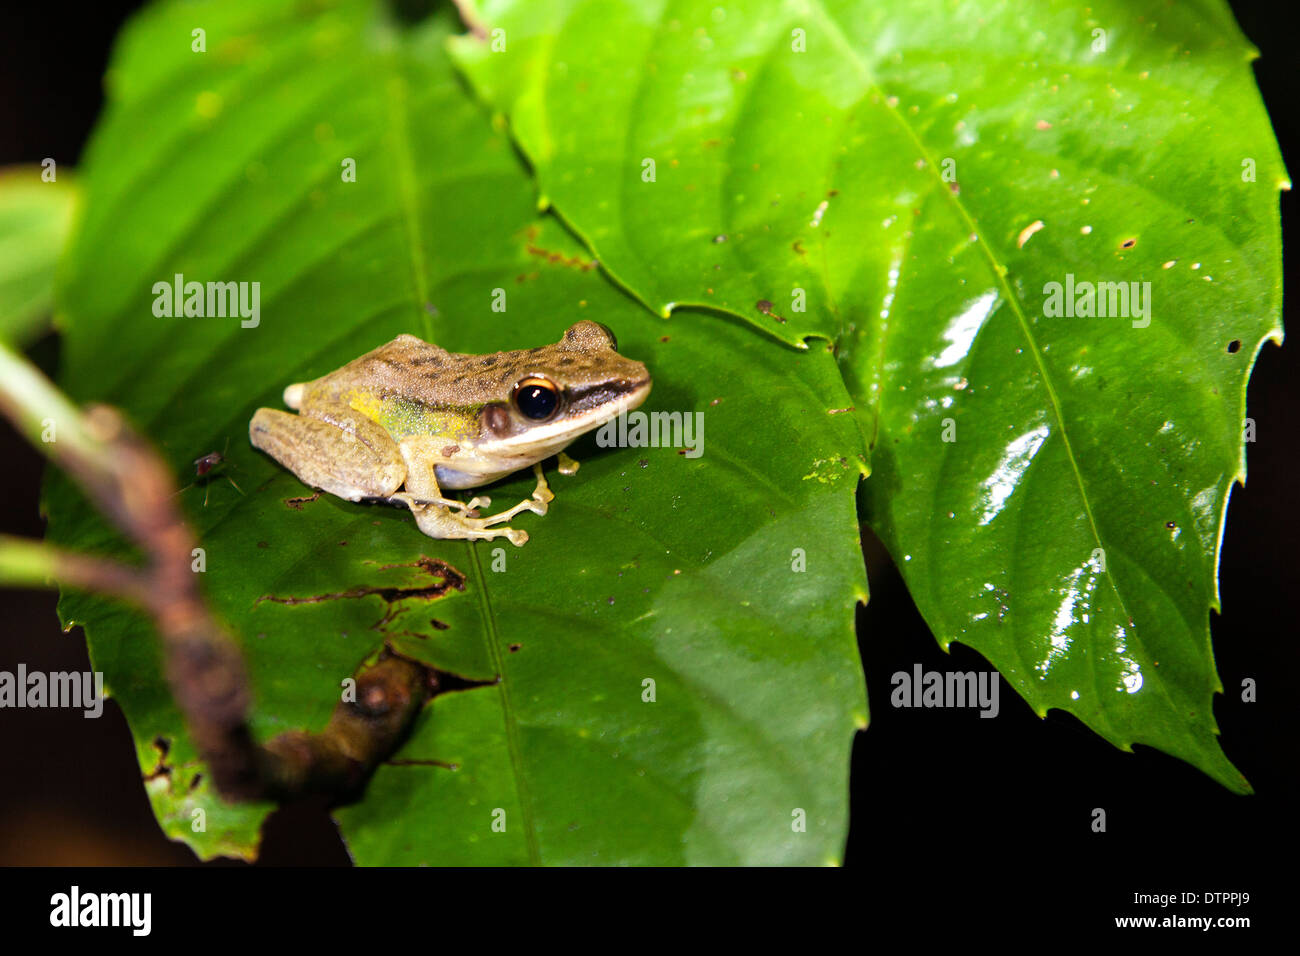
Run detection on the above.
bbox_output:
[0,534,150,603]
[0,341,436,804]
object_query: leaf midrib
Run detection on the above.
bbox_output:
[808,2,1212,735]
[805,0,1142,649]
[464,541,542,864]
[373,31,545,863]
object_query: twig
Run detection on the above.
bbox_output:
[451,0,490,40]
[0,341,435,804]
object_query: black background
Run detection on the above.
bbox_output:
[0,0,1292,925]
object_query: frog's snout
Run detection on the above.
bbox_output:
[623,371,653,411]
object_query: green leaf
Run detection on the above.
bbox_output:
[0,166,78,345]
[47,0,867,863]
[450,0,1285,790]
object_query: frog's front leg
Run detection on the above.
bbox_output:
[250,403,406,501]
[473,463,555,528]
[557,451,580,476]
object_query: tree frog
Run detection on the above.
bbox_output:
[249,321,651,546]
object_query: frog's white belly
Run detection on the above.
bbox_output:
[435,464,502,489]
[434,447,568,490]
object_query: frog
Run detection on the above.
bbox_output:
[249,321,651,546]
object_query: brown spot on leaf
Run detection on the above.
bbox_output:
[386,758,460,770]
[257,556,466,608]
[145,736,172,782]
[525,240,597,271]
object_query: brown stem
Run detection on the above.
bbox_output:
[262,651,437,800]
[451,0,490,39]
[0,348,436,805]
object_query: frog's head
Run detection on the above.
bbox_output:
[471,320,651,469]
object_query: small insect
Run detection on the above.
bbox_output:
[177,437,244,506]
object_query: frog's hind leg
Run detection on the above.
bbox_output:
[396,454,551,547]
[406,504,532,547]
[391,439,489,515]
[249,405,405,501]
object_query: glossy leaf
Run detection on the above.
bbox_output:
[450,0,1286,789]
[46,0,868,863]
[0,166,77,345]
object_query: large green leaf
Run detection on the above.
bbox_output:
[0,166,78,345]
[450,0,1286,789]
[46,0,868,863]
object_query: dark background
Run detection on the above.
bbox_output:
[0,0,1293,907]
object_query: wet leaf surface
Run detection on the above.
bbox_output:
[46,0,868,862]
[451,0,1286,790]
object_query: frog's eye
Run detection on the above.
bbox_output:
[512,377,560,421]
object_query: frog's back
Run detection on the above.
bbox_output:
[356,333,452,379]
[305,334,454,401]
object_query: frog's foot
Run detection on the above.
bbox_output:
[403,465,554,547]
[407,502,530,547]
[475,464,554,528]
[557,451,580,476]
[389,491,489,514]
